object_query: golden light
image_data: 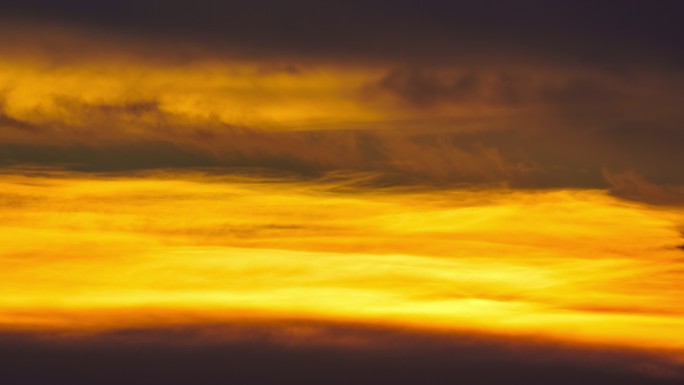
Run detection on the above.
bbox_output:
[1,170,682,358]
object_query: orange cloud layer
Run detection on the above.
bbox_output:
[0,170,682,360]
[1,48,683,192]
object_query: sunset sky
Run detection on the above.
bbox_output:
[1,1,683,384]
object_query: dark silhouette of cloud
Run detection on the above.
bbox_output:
[603,169,684,206]
[1,0,683,67]
[0,318,682,385]
[0,97,531,182]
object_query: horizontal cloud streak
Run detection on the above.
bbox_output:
[0,49,681,197]
[1,318,683,385]
[2,1,683,68]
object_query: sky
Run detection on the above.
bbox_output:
[0,1,683,384]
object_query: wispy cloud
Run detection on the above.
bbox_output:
[1,171,683,355]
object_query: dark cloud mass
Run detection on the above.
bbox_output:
[1,0,683,67]
[0,97,526,182]
[1,319,682,385]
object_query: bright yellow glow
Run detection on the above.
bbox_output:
[1,171,683,356]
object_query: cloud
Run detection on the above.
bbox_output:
[367,68,533,108]
[1,171,683,384]
[2,89,684,200]
[0,318,682,385]
[0,9,682,198]
[1,1,683,67]
[372,68,484,107]
[0,5,682,383]
[0,95,532,182]
[0,95,41,133]
[362,64,684,195]
[603,169,684,206]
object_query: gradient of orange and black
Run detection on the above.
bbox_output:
[1,1,684,384]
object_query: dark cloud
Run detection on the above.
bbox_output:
[0,142,219,171]
[0,97,530,182]
[373,69,484,107]
[368,66,684,119]
[603,170,684,206]
[1,0,683,67]
[367,68,535,108]
[0,98,41,133]
[2,93,683,199]
[363,65,684,195]
[0,318,682,385]
[0,112,40,133]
